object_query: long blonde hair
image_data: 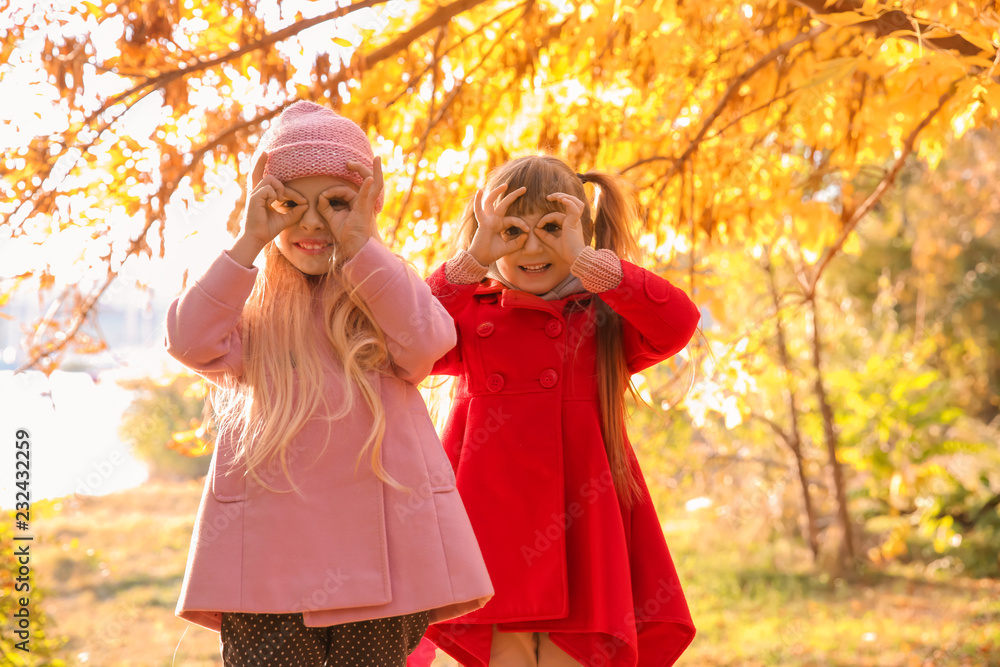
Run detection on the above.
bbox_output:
[457,155,644,507]
[213,241,398,490]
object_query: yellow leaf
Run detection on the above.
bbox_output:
[962,54,998,69]
[332,36,352,47]
[169,428,214,457]
[82,0,104,16]
[981,83,1000,116]
[842,232,861,255]
[799,57,857,89]
[919,27,961,40]
[956,29,995,54]
[818,11,872,27]
[182,379,208,399]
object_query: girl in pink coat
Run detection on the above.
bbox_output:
[166,101,492,666]
[421,156,699,666]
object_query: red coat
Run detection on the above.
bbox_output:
[423,258,700,666]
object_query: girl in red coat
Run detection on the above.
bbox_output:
[423,156,699,666]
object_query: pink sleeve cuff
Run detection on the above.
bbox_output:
[445,250,489,284]
[572,247,623,293]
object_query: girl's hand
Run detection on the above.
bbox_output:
[324,157,384,259]
[245,151,310,244]
[467,184,530,266]
[230,151,308,267]
[534,192,587,263]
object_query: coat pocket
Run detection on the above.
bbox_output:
[410,409,456,493]
[211,433,246,502]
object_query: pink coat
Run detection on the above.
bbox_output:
[166,239,493,632]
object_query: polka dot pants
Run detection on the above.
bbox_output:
[220,610,430,666]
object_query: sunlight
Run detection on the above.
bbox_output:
[684,497,712,511]
[434,148,470,178]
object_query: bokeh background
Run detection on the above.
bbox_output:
[2,0,999,665]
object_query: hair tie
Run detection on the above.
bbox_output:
[576,172,588,181]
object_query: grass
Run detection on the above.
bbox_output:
[15,481,1000,666]
[666,513,1000,667]
[25,481,220,666]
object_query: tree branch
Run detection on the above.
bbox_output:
[805,81,959,296]
[362,0,493,68]
[32,109,285,371]
[382,2,525,109]
[11,1,392,233]
[90,0,391,128]
[621,22,829,176]
[385,1,531,240]
[935,492,1000,529]
[704,451,791,471]
[748,412,792,445]
[788,0,993,58]
[9,87,161,234]
[387,25,449,242]
[16,271,118,373]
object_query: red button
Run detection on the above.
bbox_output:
[486,373,504,392]
[539,369,558,388]
[545,319,563,337]
[477,321,495,337]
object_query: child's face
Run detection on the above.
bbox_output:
[272,175,358,275]
[494,210,573,295]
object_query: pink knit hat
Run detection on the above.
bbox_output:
[258,101,383,212]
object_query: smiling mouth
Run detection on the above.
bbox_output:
[519,263,551,274]
[295,242,333,254]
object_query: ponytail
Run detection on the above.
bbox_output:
[578,171,639,261]
[580,170,644,508]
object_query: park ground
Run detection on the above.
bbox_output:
[17,481,1000,666]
